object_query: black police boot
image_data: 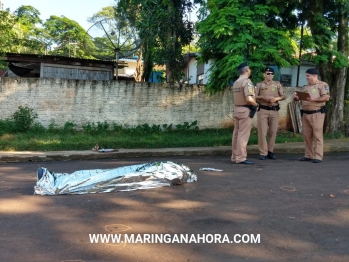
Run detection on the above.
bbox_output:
[259,155,267,160]
[238,160,254,165]
[300,157,312,161]
[267,151,276,160]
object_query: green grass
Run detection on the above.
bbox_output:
[0,127,310,151]
[1,106,345,151]
[1,118,345,151]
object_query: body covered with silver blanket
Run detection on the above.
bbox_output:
[34,161,197,195]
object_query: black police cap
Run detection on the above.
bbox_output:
[237,62,248,71]
[265,67,274,73]
[306,68,319,75]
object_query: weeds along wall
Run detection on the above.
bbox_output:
[0,77,297,130]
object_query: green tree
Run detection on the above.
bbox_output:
[12,5,46,54]
[113,1,144,81]
[0,6,44,55]
[0,6,62,57]
[44,15,92,58]
[115,0,148,81]
[182,34,200,54]
[88,6,116,22]
[116,0,198,83]
[0,5,98,63]
[268,0,349,133]
[14,5,42,25]
[197,0,298,93]
[0,10,16,55]
[306,0,348,133]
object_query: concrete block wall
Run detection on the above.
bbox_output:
[0,77,298,130]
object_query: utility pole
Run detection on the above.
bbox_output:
[187,12,190,84]
[115,48,120,80]
[69,42,78,57]
[68,37,70,57]
[68,38,78,57]
[296,15,304,87]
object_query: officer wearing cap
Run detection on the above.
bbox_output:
[293,68,330,163]
[231,62,258,165]
[255,67,286,160]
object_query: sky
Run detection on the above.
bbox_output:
[3,0,116,31]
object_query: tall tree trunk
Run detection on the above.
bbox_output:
[165,3,174,83]
[344,72,349,136]
[142,39,153,82]
[327,67,347,132]
[326,7,348,133]
[307,1,332,82]
[165,31,173,82]
[308,0,348,133]
[134,49,143,82]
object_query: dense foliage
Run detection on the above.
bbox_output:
[197,0,298,92]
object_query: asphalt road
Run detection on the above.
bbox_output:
[1,153,349,262]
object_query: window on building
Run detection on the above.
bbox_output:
[197,74,204,84]
[280,74,292,86]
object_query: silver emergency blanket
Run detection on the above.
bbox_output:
[34,161,197,195]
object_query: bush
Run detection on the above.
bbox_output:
[12,106,38,132]
[175,120,199,131]
[0,119,15,135]
[111,123,123,132]
[63,122,75,133]
[48,120,60,133]
[82,121,109,135]
[97,121,109,132]
[30,122,46,133]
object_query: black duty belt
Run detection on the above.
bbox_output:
[259,104,280,111]
[301,109,321,114]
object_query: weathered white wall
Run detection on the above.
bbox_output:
[118,59,138,76]
[203,60,214,85]
[0,77,297,130]
[187,58,198,84]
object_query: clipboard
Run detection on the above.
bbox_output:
[295,91,310,101]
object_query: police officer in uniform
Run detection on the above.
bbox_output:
[231,62,258,165]
[293,68,330,163]
[255,67,286,160]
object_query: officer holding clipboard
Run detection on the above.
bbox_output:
[293,68,330,163]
